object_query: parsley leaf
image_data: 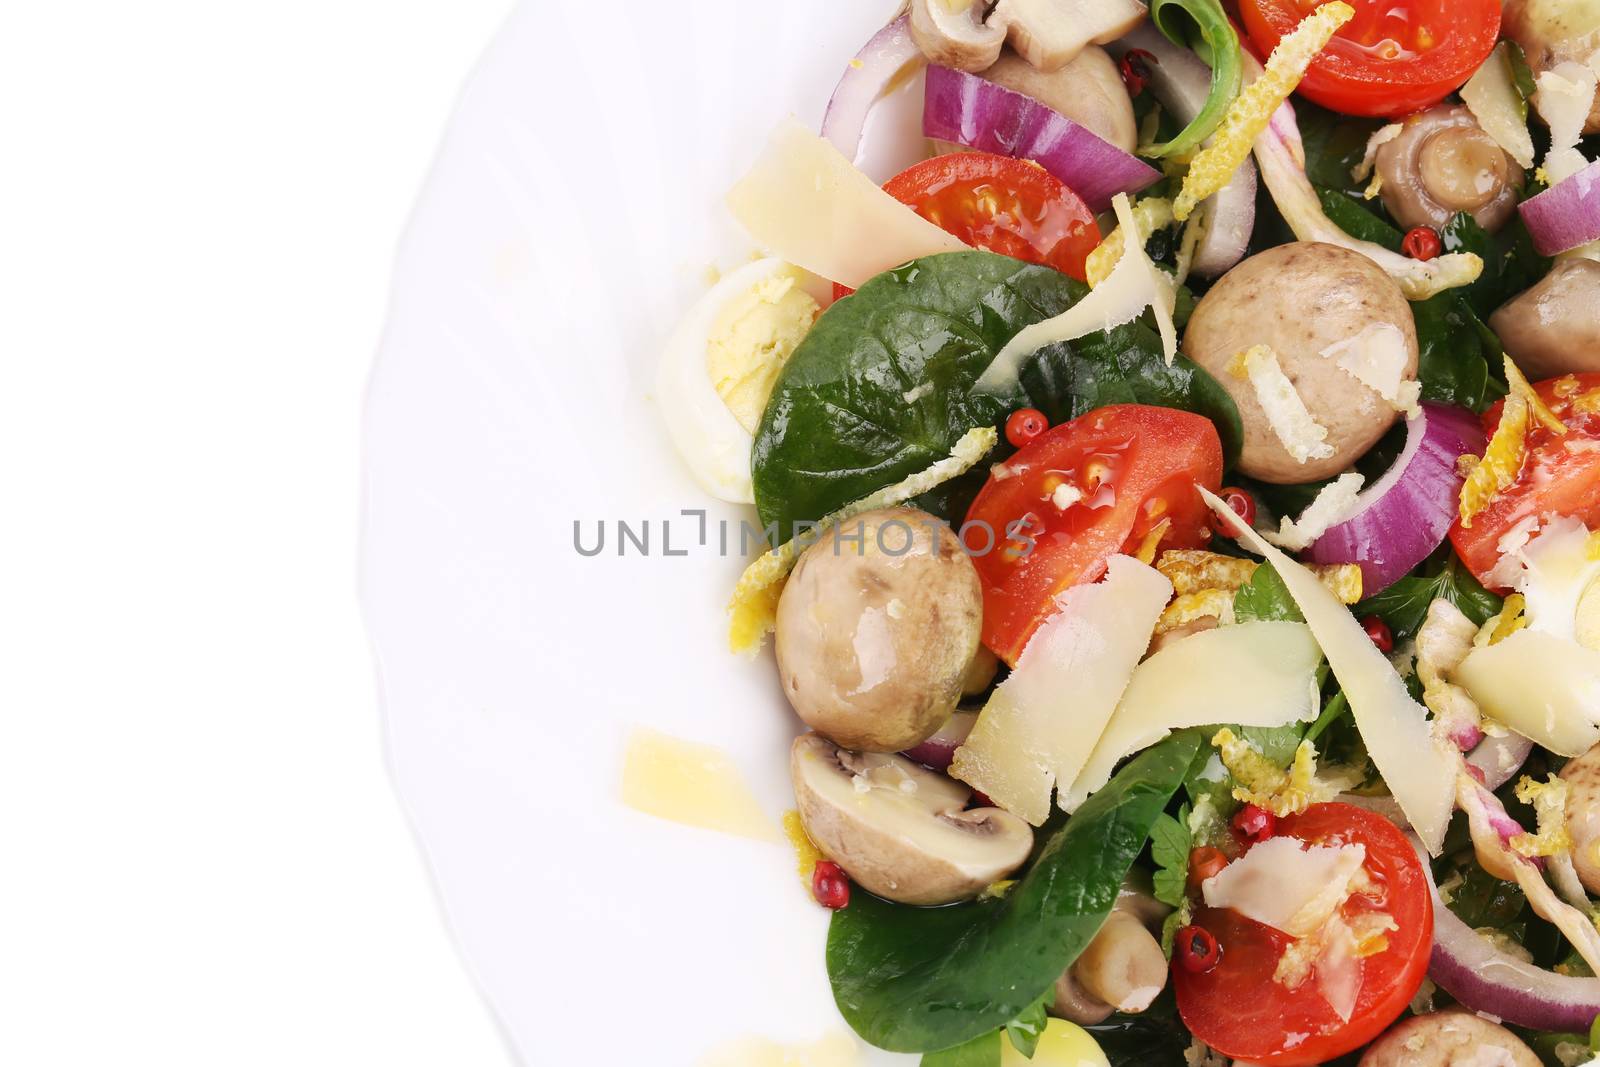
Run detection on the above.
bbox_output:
[1004,989,1054,1059]
[1150,808,1193,908]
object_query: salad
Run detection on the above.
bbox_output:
[656,0,1600,1063]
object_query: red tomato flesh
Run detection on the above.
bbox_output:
[963,405,1222,665]
[833,152,1101,300]
[1240,0,1500,118]
[1451,373,1600,588]
[1174,803,1434,1066]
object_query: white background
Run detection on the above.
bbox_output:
[0,3,515,1063]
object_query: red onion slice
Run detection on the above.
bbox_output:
[1412,834,1600,1032]
[821,16,925,165]
[921,64,1162,212]
[1304,404,1486,596]
[900,711,976,771]
[1467,732,1535,792]
[1520,158,1600,256]
[1107,27,1256,277]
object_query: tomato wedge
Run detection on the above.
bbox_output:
[1240,0,1500,118]
[1451,373,1600,588]
[963,405,1222,665]
[1174,804,1433,1066]
[833,152,1101,299]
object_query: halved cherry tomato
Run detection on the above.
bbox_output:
[963,405,1222,664]
[832,152,1100,300]
[1451,373,1600,588]
[1239,0,1500,118]
[1174,803,1433,1066]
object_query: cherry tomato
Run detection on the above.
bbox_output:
[832,152,1101,300]
[1209,486,1257,539]
[1174,803,1433,1066]
[1239,0,1500,118]
[963,405,1223,664]
[1451,373,1600,587]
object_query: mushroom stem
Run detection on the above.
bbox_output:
[1070,910,1169,1013]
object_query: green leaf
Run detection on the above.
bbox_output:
[1316,186,1403,250]
[921,1031,1003,1067]
[1004,991,1053,1059]
[827,731,1203,1053]
[1144,0,1243,159]
[1412,292,1494,412]
[1296,102,1386,197]
[1149,809,1192,908]
[1440,211,1550,321]
[1234,563,1304,623]
[1160,897,1194,960]
[1305,691,1349,744]
[1086,993,1193,1065]
[753,251,1243,533]
[1356,557,1504,640]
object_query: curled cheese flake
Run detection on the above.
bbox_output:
[1512,774,1574,859]
[1157,550,1259,594]
[1506,355,1568,435]
[727,426,998,655]
[1236,344,1336,463]
[1086,197,1175,288]
[1486,593,1528,646]
[1212,730,1357,818]
[1459,394,1530,529]
[1576,389,1600,415]
[1173,2,1355,221]
[1156,588,1237,633]
[1350,123,1404,183]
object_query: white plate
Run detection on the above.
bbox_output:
[360,1,916,1063]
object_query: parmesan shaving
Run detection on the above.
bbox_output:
[1173,2,1354,221]
[1318,323,1422,416]
[1350,123,1403,183]
[1263,472,1366,552]
[1202,836,1367,937]
[1461,42,1537,170]
[1085,197,1175,288]
[1235,345,1335,464]
[1536,62,1600,187]
[974,193,1177,395]
[726,118,966,290]
[726,426,997,655]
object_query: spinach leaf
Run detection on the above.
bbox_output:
[1440,211,1549,320]
[1316,186,1402,250]
[1146,0,1242,159]
[754,251,1243,532]
[827,731,1203,1054]
[1004,991,1053,1059]
[921,1032,1001,1067]
[1297,102,1385,196]
[1021,319,1243,461]
[1234,563,1303,623]
[1412,292,1494,412]
[1356,557,1503,640]
[1150,809,1192,908]
[1087,994,1192,1066]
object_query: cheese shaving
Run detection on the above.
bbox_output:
[1264,473,1366,552]
[1350,123,1403,182]
[1536,62,1600,187]
[1318,323,1422,416]
[1085,197,1175,288]
[975,193,1177,394]
[1234,344,1336,464]
[1506,354,1568,435]
[1461,42,1538,170]
[1173,2,1354,221]
[726,426,997,655]
[1458,394,1530,528]
[1202,834,1367,937]
[1512,774,1574,859]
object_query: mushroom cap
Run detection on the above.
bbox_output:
[774,507,983,753]
[1489,258,1600,380]
[909,0,1006,73]
[790,733,1033,906]
[1357,1010,1541,1066]
[1375,105,1523,234]
[978,47,1137,153]
[1561,741,1600,896]
[990,0,1148,73]
[1183,242,1418,484]
[1505,0,1600,134]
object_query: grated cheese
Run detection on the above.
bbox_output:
[1233,345,1336,464]
[1085,197,1175,288]
[1536,62,1600,187]
[726,426,997,655]
[1212,729,1358,817]
[1173,2,1354,221]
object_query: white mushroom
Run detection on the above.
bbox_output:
[1050,967,1113,1026]
[1070,910,1169,1013]
[1357,1010,1541,1066]
[1490,259,1600,379]
[909,0,1147,74]
[1561,741,1600,895]
[791,733,1033,906]
[1374,106,1524,234]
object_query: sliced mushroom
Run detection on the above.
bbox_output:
[791,733,1033,906]
[909,0,1006,72]
[1374,105,1524,234]
[1489,259,1600,379]
[1560,741,1600,895]
[1358,1009,1541,1066]
[1504,0,1600,134]
[960,646,999,698]
[1050,967,1113,1026]
[909,0,1147,74]
[1070,910,1169,1013]
[977,47,1137,153]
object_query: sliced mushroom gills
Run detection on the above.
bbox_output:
[790,733,1033,906]
[909,0,1147,75]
